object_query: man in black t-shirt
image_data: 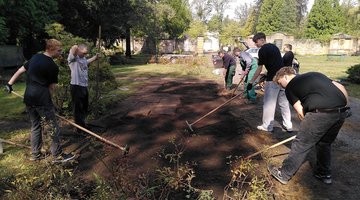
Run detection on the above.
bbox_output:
[218,50,236,91]
[247,32,293,132]
[5,39,75,163]
[282,44,294,67]
[268,67,350,185]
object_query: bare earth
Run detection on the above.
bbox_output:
[3,76,360,199]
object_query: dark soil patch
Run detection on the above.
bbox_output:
[2,77,360,199]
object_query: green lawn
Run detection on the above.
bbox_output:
[0,82,26,120]
[296,55,360,98]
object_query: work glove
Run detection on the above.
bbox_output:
[246,83,253,91]
[5,83,13,94]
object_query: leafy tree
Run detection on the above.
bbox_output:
[0,0,8,44]
[342,1,360,36]
[256,0,283,34]
[191,0,212,22]
[304,0,346,41]
[295,0,308,26]
[207,15,222,32]
[279,0,297,34]
[243,6,260,35]
[185,20,208,39]
[219,19,243,46]
[162,0,192,39]
[2,0,59,58]
[235,3,251,26]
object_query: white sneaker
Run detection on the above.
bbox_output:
[257,125,273,132]
[281,124,293,133]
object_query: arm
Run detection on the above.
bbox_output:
[249,64,263,83]
[293,100,305,120]
[68,45,78,64]
[87,53,99,64]
[332,81,349,105]
[49,83,57,95]
[8,66,27,85]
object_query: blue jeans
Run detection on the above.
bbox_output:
[260,81,292,130]
[27,105,62,157]
[280,110,349,180]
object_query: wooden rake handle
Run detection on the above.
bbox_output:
[10,91,129,154]
[245,135,296,160]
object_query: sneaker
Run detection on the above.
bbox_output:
[314,173,332,184]
[281,124,293,133]
[30,153,48,161]
[268,164,289,184]
[257,125,273,132]
[52,153,76,164]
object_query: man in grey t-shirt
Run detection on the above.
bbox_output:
[68,44,98,133]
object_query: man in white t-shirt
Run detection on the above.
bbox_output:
[68,44,99,133]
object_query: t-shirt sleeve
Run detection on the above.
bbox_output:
[285,89,298,106]
[67,52,76,64]
[258,48,265,66]
[24,60,30,70]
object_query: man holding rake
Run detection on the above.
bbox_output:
[269,67,350,185]
[233,47,258,104]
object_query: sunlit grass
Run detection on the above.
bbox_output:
[296,55,360,98]
[0,82,26,120]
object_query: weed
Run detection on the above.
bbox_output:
[223,156,273,200]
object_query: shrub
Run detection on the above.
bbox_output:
[346,64,360,84]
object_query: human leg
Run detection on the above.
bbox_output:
[245,61,258,101]
[71,85,88,130]
[278,88,292,130]
[258,81,279,131]
[315,112,347,177]
[27,106,43,157]
[36,106,62,157]
[225,65,236,90]
[279,113,341,181]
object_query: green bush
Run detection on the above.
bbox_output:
[346,64,360,84]
[45,23,118,118]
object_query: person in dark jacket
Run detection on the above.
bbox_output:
[218,50,236,90]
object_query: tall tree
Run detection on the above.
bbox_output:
[0,0,8,44]
[279,0,297,34]
[2,0,59,58]
[186,20,208,39]
[234,3,251,26]
[256,0,283,34]
[304,0,346,41]
[219,19,243,46]
[191,0,212,22]
[243,7,258,35]
[295,0,308,26]
[163,0,192,39]
[342,0,360,36]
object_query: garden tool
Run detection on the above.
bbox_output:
[10,91,129,155]
[245,135,296,160]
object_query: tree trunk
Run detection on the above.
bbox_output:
[125,26,131,58]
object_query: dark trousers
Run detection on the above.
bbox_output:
[27,105,62,157]
[225,65,236,90]
[281,110,349,180]
[71,85,89,132]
